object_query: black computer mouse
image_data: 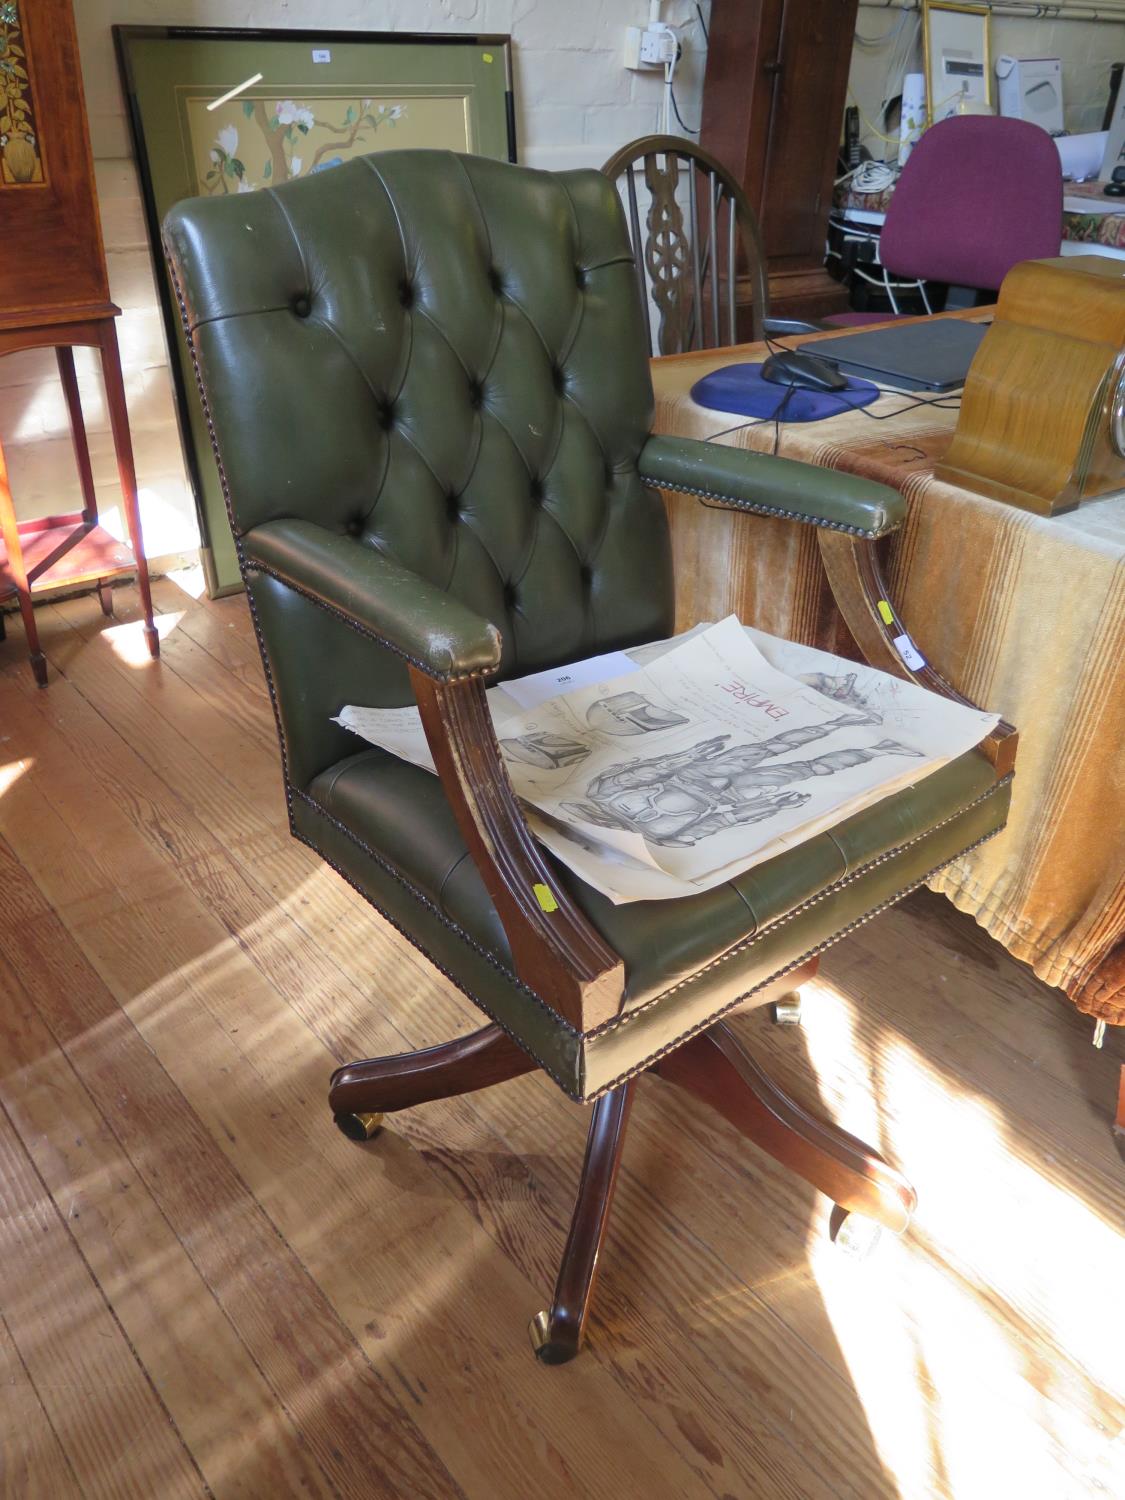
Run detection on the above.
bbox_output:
[1104,182,1125,197]
[760,349,848,393]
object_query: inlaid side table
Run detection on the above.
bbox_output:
[0,304,159,685]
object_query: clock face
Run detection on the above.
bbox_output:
[1112,355,1125,460]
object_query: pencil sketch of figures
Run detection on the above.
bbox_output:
[798,669,882,721]
[585,690,691,736]
[561,713,923,848]
[500,731,590,770]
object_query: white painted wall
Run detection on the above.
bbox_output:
[2,0,709,560]
[848,6,1125,153]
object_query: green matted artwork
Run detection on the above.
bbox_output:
[115,26,517,595]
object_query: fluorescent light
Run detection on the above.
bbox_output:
[206,73,264,111]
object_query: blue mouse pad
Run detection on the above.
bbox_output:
[690,362,880,422]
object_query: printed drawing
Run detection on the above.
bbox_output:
[500,732,590,771]
[186,90,474,198]
[192,98,407,195]
[561,713,923,848]
[798,670,881,718]
[585,690,691,736]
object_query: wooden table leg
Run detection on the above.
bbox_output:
[98,321,158,660]
[56,346,99,524]
[0,432,46,687]
[58,347,114,619]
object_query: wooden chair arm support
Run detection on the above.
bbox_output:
[817,531,1018,777]
[410,667,626,1033]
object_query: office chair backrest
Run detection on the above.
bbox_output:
[602,135,770,354]
[164,151,675,740]
[879,116,1063,291]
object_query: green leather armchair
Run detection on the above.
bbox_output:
[163,150,1013,1364]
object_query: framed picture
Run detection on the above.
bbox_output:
[115,26,517,596]
[922,2,991,125]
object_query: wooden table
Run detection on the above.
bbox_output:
[650,313,1125,1051]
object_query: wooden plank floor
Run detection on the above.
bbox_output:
[0,575,1122,1500]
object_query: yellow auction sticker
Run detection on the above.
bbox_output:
[533,882,559,913]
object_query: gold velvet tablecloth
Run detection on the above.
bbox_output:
[651,341,1125,1024]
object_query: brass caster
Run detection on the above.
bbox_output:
[528,1310,579,1366]
[830,1207,883,1260]
[333,1110,384,1142]
[771,993,803,1025]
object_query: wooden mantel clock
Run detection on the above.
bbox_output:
[937,256,1125,517]
[0,0,157,685]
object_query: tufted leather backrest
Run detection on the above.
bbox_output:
[165,151,675,719]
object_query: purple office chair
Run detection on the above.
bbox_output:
[827,115,1064,326]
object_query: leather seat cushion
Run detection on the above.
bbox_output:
[307,744,1005,1010]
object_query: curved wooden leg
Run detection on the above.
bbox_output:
[653,1021,916,1233]
[530,1079,635,1366]
[328,1022,534,1139]
[96,580,114,617]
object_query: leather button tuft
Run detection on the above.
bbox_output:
[575,266,588,289]
[528,476,545,504]
[468,379,484,410]
[345,515,364,537]
[446,491,461,522]
[579,565,593,590]
[488,265,504,295]
[551,365,565,395]
[503,582,518,609]
[291,293,312,318]
[398,279,415,308]
[376,397,395,431]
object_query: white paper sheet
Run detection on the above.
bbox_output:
[334,619,998,903]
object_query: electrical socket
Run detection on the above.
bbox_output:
[624,23,677,70]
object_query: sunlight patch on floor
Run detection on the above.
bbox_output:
[100,610,184,668]
[799,978,1125,1500]
[163,563,208,601]
[97,490,201,560]
[0,757,32,800]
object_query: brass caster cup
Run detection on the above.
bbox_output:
[830,1206,883,1260]
[528,1310,579,1366]
[771,994,803,1025]
[333,1110,385,1142]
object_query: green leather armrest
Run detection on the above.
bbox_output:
[242,519,502,680]
[638,435,906,538]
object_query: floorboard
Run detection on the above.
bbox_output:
[0,577,1122,1500]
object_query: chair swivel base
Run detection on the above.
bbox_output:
[328,988,916,1363]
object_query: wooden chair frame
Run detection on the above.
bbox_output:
[330,522,1017,1363]
[601,135,774,356]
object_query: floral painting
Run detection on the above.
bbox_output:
[186,92,473,196]
[0,0,44,185]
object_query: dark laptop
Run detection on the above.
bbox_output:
[808,318,990,393]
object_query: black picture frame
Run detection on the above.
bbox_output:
[115,25,517,595]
